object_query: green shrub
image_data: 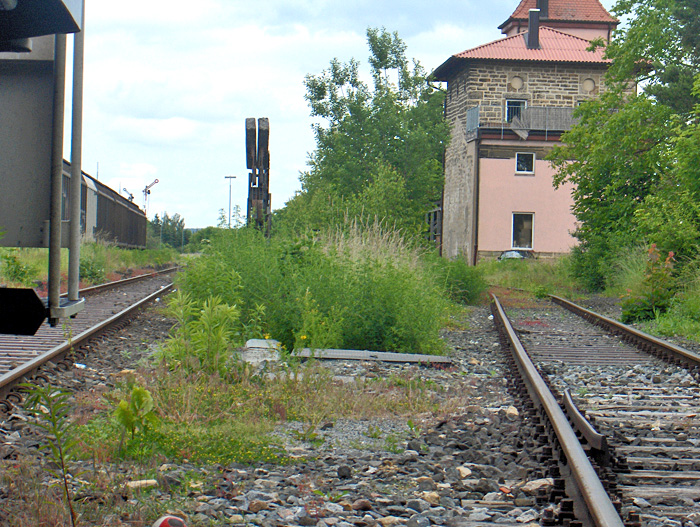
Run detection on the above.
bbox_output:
[621,244,676,323]
[1,249,38,286]
[161,292,242,375]
[423,253,487,304]
[79,256,105,284]
[174,224,450,354]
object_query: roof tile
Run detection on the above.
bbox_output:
[507,0,617,23]
[453,26,609,63]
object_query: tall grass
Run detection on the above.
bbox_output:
[0,242,178,286]
[602,245,648,297]
[478,255,582,298]
[643,261,700,342]
[175,223,476,354]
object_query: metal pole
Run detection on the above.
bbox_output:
[68,1,85,301]
[225,175,236,228]
[48,33,67,322]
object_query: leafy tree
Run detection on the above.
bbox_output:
[149,212,191,250]
[549,0,700,289]
[289,27,449,234]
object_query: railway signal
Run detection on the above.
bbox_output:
[245,117,271,236]
[143,179,159,213]
[0,288,47,335]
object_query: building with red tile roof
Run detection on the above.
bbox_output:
[500,0,618,41]
[433,0,618,263]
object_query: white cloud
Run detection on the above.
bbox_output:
[70,0,620,227]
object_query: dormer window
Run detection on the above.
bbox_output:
[506,99,526,122]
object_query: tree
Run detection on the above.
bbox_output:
[289,27,449,234]
[548,0,700,289]
[148,212,190,250]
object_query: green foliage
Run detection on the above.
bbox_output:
[479,255,583,298]
[548,93,675,289]
[606,0,700,115]
[79,256,105,285]
[290,27,448,234]
[648,266,700,341]
[603,245,649,296]
[294,289,344,351]
[21,383,78,527]
[175,224,450,355]
[162,292,242,375]
[148,212,190,251]
[621,244,676,322]
[548,0,700,290]
[111,383,158,441]
[423,253,487,304]
[175,254,243,306]
[634,186,700,260]
[184,225,222,253]
[1,249,38,286]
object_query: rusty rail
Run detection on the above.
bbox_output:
[0,282,173,401]
[491,294,624,527]
[550,295,700,371]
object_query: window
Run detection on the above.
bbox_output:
[516,152,535,174]
[506,99,526,122]
[512,213,534,249]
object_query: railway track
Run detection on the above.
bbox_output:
[0,269,175,407]
[492,294,700,527]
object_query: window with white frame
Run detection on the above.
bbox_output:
[512,213,534,249]
[506,99,526,122]
[515,152,535,174]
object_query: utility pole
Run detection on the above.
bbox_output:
[224,175,236,228]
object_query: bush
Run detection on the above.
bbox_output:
[423,253,487,304]
[79,256,105,285]
[175,223,450,354]
[0,249,38,286]
[620,245,676,323]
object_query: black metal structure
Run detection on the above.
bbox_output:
[245,117,271,235]
[0,0,81,41]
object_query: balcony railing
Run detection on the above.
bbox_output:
[465,105,577,140]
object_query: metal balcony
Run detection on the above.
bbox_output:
[465,105,577,140]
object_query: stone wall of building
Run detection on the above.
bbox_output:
[442,119,478,261]
[446,61,609,128]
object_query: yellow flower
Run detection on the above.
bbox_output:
[300,335,307,340]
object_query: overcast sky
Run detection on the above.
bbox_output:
[73,0,615,229]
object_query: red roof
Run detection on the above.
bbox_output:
[432,27,608,80]
[455,26,608,62]
[503,0,617,26]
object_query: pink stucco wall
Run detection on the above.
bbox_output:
[477,157,577,254]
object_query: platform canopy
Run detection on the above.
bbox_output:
[0,0,82,41]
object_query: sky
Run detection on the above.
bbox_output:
[70,0,616,229]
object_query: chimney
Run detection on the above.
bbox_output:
[536,0,549,19]
[527,9,540,49]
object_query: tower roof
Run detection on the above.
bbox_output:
[500,0,618,33]
[432,26,609,81]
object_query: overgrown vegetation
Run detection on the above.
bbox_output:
[548,0,700,291]
[0,241,178,287]
[21,384,79,527]
[174,222,478,355]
